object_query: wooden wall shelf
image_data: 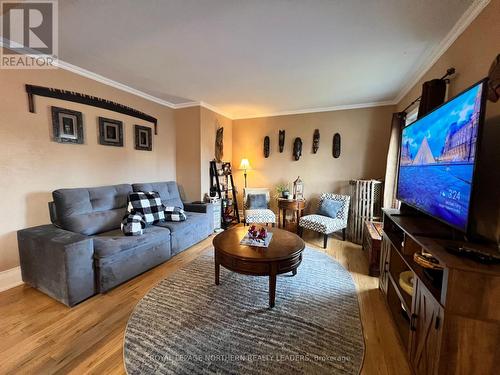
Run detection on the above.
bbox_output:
[379,209,500,375]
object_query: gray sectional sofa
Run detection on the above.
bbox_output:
[17,181,214,307]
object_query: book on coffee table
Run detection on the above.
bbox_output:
[240,232,273,248]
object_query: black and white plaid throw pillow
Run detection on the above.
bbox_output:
[164,206,187,222]
[121,213,146,236]
[127,191,166,224]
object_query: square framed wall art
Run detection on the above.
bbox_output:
[134,125,152,151]
[98,117,123,147]
[51,106,84,144]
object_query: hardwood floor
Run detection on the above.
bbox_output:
[0,229,412,375]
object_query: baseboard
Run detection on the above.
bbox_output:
[0,266,23,292]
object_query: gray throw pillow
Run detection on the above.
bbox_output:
[247,193,267,209]
[318,199,343,218]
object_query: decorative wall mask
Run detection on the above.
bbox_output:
[279,130,285,152]
[264,136,270,158]
[333,133,341,158]
[135,125,152,151]
[293,137,302,161]
[312,129,320,153]
[51,106,84,144]
[215,126,224,162]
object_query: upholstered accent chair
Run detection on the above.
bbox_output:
[298,193,350,248]
[243,188,276,226]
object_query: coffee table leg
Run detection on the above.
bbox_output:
[269,272,276,308]
[215,252,220,285]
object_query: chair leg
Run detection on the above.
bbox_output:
[323,233,328,249]
[272,222,275,228]
[298,226,303,238]
[342,228,346,241]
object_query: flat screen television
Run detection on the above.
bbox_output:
[397,79,488,233]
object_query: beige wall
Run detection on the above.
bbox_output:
[175,106,233,202]
[232,106,395,212]
[0,67,176,272]
[200,107,232,199]
[396,0,500,241]
[175,106,201,201]
[397,0,500,119]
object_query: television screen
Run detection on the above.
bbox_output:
[397,80,486,232]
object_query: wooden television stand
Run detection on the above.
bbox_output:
[379,209,500,375]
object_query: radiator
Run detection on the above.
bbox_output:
[348,180,383,244]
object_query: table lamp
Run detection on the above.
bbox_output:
[239,158,251,188]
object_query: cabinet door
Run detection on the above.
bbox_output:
[409,278,444,375]
[379,236,390,295]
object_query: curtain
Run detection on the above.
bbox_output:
[383,112,406,209]
[417,79,447,118]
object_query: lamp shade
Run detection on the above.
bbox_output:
[239,158,251,170]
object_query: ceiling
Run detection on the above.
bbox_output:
[57,0,476,118]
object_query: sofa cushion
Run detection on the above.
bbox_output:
[164,206,187,222]
[121,213,146,236]
[127,191,165,224]
[132,181,183,209]
[53,184,132,236]
[93,226,170,258]
[154,211,205,232]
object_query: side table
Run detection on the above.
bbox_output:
[362,220,383,276]
[277,198,306,233]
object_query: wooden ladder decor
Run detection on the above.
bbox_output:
[26,84,159,134]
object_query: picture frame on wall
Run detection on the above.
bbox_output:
[134,125,152,151]
[51,106,84,144]
[98,117,123,147]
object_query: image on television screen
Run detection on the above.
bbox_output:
[398,82,484,231]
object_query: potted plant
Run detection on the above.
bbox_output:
[276,183,290,199]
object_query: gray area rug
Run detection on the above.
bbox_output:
[124,247,365,374]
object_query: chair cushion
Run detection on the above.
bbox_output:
[318,199,343,218]
[245,209,276,224]
[247,194,267,209]
[127,191,165,224]
[299,214,345,234]
[153,211,206,232]
[93,226,170,258]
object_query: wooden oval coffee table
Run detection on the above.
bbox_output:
[213,226,305,308]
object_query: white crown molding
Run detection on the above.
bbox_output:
[0,266,23,293]
[2,0,490,122]
[56,60,181,109]
[393,0,491,105]
[232,100,396,120]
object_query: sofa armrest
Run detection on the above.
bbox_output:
[17,224,95,307]
[183,202,215,233]
[184,202,213,214]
